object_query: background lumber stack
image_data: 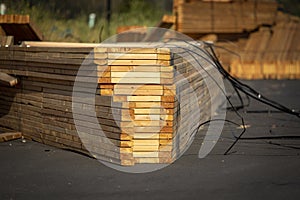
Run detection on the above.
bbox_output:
[173,0,300,79]
[230,16,300,79]
[0,14,43,44]
[175,0,277,35]
[116,26,147,42]
[0,42,219,166]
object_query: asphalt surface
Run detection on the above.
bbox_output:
[1,80,300,200]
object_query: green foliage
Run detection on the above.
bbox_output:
[4,0,298,43]
[116,0,164,25]
[277,0,300,17]
[2,0,165,43]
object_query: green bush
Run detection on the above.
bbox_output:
[2,0,165,43]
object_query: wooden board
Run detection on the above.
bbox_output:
[0,72,18,86]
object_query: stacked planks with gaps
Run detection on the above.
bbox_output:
[0,42,220,165]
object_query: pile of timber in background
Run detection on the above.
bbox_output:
[116,26,147,42]
[0,42,220,166]
[0,14,43,45]
[230,13,300,79]
[116,15,175,42]
[173,0,300,79]
[174,0,278,36]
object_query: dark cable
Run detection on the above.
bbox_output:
[161,38,247,155]
[204,41,300,118]
[162,39,300,154]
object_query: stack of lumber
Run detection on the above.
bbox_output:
[116,26,147,42]
[0,42,220,165]
[155,15,176,30]
[213,38,247,73]
[143,15,176,42]
[230,15,300,79]
[173,0,300,79]
[0,14,43,44]
[93,43,219,164]
[116,14,176,43]
[116,26,146,34]
[0,44,94,154]
[175,0,278,34]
